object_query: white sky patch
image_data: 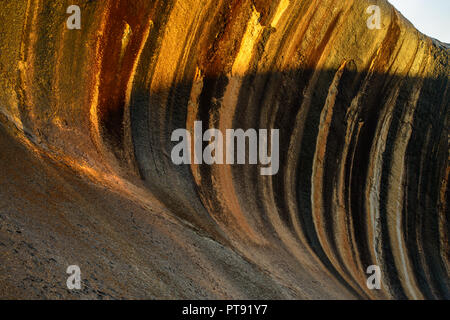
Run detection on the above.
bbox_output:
[388,0,450,43]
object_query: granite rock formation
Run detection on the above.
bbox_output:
[0,0,448,299]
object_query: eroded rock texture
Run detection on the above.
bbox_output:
[0,0,448,299]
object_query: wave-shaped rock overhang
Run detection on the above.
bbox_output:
[0,0,448,299]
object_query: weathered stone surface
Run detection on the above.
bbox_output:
[0,0,448,299]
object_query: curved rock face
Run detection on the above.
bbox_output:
[0,0,448,299]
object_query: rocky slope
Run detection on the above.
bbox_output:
[0,0,448,299]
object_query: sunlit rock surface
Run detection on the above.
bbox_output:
[0,0,448,299]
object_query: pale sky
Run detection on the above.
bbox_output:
[388,0,450,43]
